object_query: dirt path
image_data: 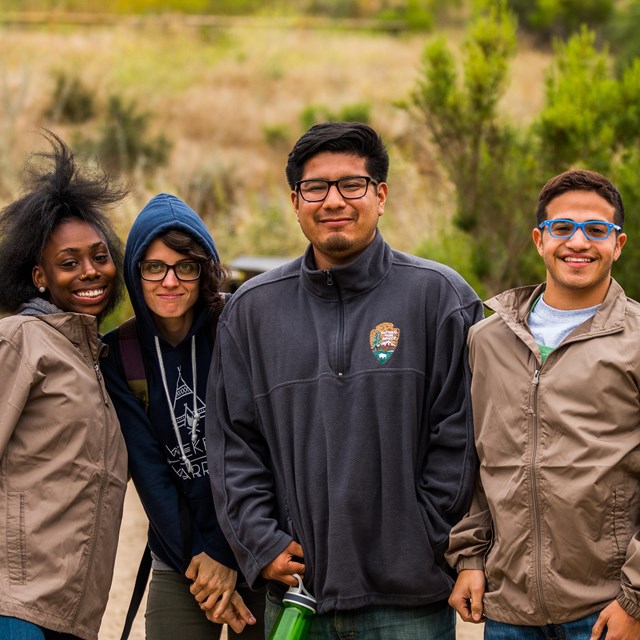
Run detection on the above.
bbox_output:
[100,487,483,640]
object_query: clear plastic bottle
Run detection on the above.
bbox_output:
[267,574,316,640]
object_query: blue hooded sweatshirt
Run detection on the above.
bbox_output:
[101,193,237,573]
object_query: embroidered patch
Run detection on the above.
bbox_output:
[369,322,400,364]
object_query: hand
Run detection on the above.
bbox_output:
[448,569,486,623]
[206,589,257,633]
[591,600,640,640]
[260,540,305,587]
[185,552,237,611]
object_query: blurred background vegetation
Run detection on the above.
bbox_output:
[2,0,640,330]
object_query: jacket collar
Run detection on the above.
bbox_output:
[300,230,392,300]
[486,278,627,340]
[35,312,101,361]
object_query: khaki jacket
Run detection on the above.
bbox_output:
[0,312,128,640]
[447,279,640,624]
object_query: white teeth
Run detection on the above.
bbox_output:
[564,258,591,263]
[76,289,104,298]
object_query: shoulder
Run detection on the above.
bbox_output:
[225,258,302,307]
[0,315,46,343]
[390,249,481,308]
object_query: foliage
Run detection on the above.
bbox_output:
[606,0,640,73]
[300,101,371,132]
[410,0,544,294]
[533,32,640,298]
[178,159,243,230]
[262,123,291,149]
[506,0,614,43]
[375,0,434,31]
[76,95,172,173]
[410,5,640,299]
[44,71,95,124]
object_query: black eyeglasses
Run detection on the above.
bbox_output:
[139,261,202,282]
[295,176,378,202]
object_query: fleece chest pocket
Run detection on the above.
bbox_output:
[6,491,27,584]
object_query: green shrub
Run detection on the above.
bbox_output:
[78,95,172,173]
[262,123,291,149]
[507,0,614,42]
[300,101,371,131]
[45,72,95,124]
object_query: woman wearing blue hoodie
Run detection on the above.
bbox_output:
[101,193,263,639]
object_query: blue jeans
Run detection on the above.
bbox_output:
[265,592,455,640]
[485,613,602,640]
[0,616,79,640]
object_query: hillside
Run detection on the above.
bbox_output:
[0,16,551,266]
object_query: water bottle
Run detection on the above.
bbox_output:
[267,573,316,640]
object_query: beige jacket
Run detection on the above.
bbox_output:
[0,312,128,640]
[447,279,640,624]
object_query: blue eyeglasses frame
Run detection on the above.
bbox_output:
[538,218,622,241]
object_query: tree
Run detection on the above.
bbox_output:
[409,4,640,299]
[409,0,544,295]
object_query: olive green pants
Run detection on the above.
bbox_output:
[145,570,266,640]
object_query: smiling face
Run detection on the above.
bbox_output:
[32,219,116,316]
[532,190,627,309]
[140,237,200,338]
[291,151,387,270]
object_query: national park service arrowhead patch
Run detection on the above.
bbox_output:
[369,322,400,364]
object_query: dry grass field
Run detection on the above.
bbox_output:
[0,17,551,265]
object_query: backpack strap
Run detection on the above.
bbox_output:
[118,317,149,412]
[119,545,151,640]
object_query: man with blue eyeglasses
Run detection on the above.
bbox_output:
[446,168,640,640]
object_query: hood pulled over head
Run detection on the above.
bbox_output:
[124,193,219,336]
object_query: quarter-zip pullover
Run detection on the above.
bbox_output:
[207,231,482,613]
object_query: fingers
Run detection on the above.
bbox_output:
[448,570,485,624]
[209,590,233,616]
[289,540,304,559]
[185,555,200,582]
[228,591,257,625]
[590,614,605,640]
[260,540,306,586]
[207,591,257,633]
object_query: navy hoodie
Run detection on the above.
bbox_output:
[101,193,237,573]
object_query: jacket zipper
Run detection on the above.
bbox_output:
[73,335,111,624]
[325,270,345,378]
[530,367,553,623]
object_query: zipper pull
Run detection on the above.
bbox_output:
[324,269,333,286]
[532,369,540,385]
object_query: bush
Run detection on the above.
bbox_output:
[45,72,95,124]
[507,0,614,43]
[77,95,172,173]
[299,101,371,132]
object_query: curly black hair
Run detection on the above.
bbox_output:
[0,130,127,320]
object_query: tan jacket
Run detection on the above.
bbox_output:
[447,279,640,624]
[0,312,128,640]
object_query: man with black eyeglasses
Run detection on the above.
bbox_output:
[206,121,483,639]
[447,169,640,640]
